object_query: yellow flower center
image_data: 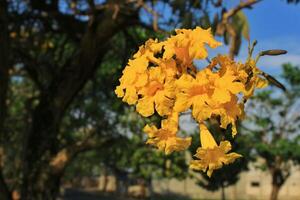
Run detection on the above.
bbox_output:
[157,129,173,140]
[189,85,207,97]
[147,81,164,96]
[204,147,226,163]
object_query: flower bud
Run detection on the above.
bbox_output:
[260,50,287,56]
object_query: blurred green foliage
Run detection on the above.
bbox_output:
[243,63,300,200]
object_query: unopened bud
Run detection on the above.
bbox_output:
[260,50,287,56]
[262,72,286,91]
[253,40,257,46]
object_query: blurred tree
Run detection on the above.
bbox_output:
[98,108,189,196]
[243,63,300,200]
[63,107,190,198]
[0,0,270,199]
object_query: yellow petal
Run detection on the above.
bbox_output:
[256,77,268,88]
[136,97,154,117]
[123,86,137,105]
[165,137,192,155]
[190,140,241,177]
[174,93,191,112]
[212,88,231,104]
[154,91,173,116]
[115,86,124,98]
[176,74,195,90]
[161,113,179,133]
[192,100,212,122]
[143,124,158,137]
[135,73,148,87]
[199,123,217,149]
[149,67,165,83]
[231,124,237,137]
[128,56,148,73]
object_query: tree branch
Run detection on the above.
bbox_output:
[21,1,139,197]
[137,0,159,31]
[222,0,262,21]
[49,135,121,175]
[218,0,262,58]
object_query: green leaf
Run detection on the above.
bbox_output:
[211,13,219,35]
[182,12,193,28]
[232,11,250,39]
[200,12,211,29]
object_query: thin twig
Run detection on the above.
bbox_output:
[137,0,159,31]
[220,0,262,58]
[222,0,262,22]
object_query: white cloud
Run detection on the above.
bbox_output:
[205,36,300,75]
[259,54,300,68]
[235,36,300,74]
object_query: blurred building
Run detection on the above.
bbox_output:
[152,164,300,200]
[93,164,300,200]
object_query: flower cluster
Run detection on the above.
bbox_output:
[115,27,267,177]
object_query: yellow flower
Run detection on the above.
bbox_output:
[164,27,222,60]
[208,95,245,137]
[174,69,212,113]
[174,64,244,122]
[190,124,242,177]
[210,55,248,83]
[159,58,178,78]
[163,27,221,71]
[115,27,269,176]
[241,59,268,99]
[143,113,191,154]
[136,67,175,117]
[212,78,243,103]
[133,38,164,59]
[244,76,268,99]
[218,97,244,136]
[115,56,149,105]
[211,66,245,104]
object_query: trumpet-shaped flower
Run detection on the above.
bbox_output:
[174,69,212,113]
[136,67,175,117]
[211,68,244,104]
[159,58,178,78]
[208,95,245,136]
[163,27,222,61]
[133,38,164,59]
[115,55,149,105]
[190,124,242,177]
[143,113,191,154]
[163,27,221,71]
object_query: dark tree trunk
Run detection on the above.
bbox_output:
[146,177,153,197]
[21,169,63,200]
[221,182,226,200]
[270,168,285,200]
[0,172,11,200]
[19,2,139,199]
[0,0,12,199]
[270,183,280,200]
[137,179,147,199]
[101,167,109,192]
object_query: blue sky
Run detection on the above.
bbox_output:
[179,1,300,133]
[140,0,300,76]
[226,0,300,75]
